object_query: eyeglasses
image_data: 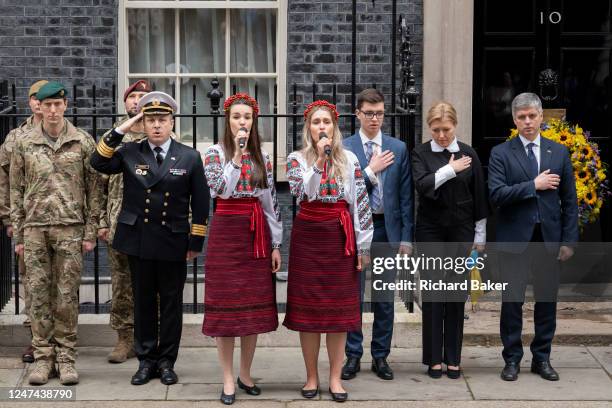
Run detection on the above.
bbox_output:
[360,111,385,119]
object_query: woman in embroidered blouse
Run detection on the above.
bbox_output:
[202,93,282,404]
[284,100,373,402]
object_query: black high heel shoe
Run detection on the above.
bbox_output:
[300,385,319,399]
[328,387,348,402]
[220,388,235,405]
[237,377,261,396]
[427,366,443,379]
[446,367,461,379]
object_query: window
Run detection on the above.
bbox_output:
[118,0,287,167]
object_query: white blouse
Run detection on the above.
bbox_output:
[204,144,282,248]
[286,149,374,254]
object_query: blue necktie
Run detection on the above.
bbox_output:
[526,142,540,222]
[364,141,381,212]
[526,143,538,178]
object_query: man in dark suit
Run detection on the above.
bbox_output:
[342,88,414,380]
[488,92,578,382]
[91,91,210,386]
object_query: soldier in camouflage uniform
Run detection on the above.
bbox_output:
[98,80,151,363]
[10,82,104,386]
[0,80,48,363]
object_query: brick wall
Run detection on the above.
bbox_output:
[286,0,423,146]
[0,0,118,122]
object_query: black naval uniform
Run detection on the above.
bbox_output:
[91,130,210,370]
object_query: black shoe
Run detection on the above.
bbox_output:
[427,366,443,379]
[341,357,360,380]
[501,362,520,381]
[446,368,461,379]
[328,387,348,402]
[371,357,394,380]
[159,367,178,385]
[131,364,156,385]
[220,389,235,405]
[22,345,34,363]
[237,377,261,396]
[531,360,559,381]
[301,385,319,399]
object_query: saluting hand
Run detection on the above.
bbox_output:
[449,153,472,173]
[116,111,144,134]
[271,248,281,273]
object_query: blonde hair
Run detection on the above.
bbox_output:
[426,101,458,127]
[300,106,348,181]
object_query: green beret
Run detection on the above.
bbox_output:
[36,81,68,101]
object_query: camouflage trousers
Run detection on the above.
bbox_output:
[17,254,29,324]
[24,225,84,363]
[108,246,134,331]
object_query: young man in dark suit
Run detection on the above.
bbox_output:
[91,91,210,386]
[342,88,414,380]
[488,92,578,382]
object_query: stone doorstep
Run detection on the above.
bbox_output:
[2,307,612,347]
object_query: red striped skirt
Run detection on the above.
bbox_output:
[283,202,361,333]
[202,199,278,337]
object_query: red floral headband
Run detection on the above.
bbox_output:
[304,100,339,120]
[223,93,260,116]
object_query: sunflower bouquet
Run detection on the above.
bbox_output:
[509,119,610,229]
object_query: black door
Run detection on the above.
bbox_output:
[473,0,612,240]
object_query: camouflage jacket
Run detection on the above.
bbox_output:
[9,119,104,244]
[99,117,147,243]
[0,115,37,226]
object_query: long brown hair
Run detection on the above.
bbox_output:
[221,102,268,189]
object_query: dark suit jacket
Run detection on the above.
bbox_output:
[488,136,578,252]
[91,134,210,261]
[343,132,414,243]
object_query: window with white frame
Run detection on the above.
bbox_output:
[118,0,287,159]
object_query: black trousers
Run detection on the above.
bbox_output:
[128,256,187,368]
[499,225,559,364]
[416,221,472,367]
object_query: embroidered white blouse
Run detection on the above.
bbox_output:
[286,149,374,254]
[204,144,282,248]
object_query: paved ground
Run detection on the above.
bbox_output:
[1,345,612,406]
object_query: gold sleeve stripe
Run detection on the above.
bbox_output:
[191,224,207,236]
[97,140,114,157]
[96,144,114,158]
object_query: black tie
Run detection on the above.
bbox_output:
[526,143,538,178]
[154,146,164,166]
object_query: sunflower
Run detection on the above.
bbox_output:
[580,144,594,160]
[575,168,590,182]
[585,189,598,206]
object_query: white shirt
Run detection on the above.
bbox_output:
[148,138,172,160]
[359,129,384,214]
[518,133,541,173]
[430,137,487,245]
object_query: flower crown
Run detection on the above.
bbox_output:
[304,100,339,120]
[223,93,260,116]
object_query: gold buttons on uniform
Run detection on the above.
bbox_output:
[161,221,166,226]
[162,211,167,216]
[165,192,170,197]
[145,199,150,204]
[164,202,168,207]
[145,209,149,213]
[147,189,151,193]
[144,218,149,223]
